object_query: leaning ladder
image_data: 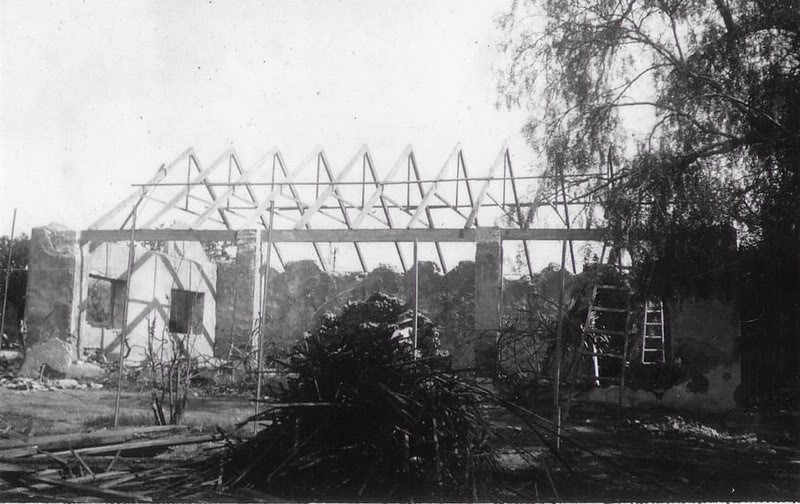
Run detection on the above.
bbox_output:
[575,281,632,417]
[641,300,666,364]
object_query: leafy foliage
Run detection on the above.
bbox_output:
[500,0,799,297]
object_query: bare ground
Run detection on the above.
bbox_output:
[1,387,798,501]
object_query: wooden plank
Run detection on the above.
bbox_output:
[0,446,38,459]
[24,474,153,502]
[81,227,608,243]
[24,434,219,459]
[0,425,187,452]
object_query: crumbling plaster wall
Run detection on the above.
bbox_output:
[663,297,741,411]
[79,241,217,363]
[21,225,218,376]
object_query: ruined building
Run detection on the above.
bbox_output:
[20,146,741,411]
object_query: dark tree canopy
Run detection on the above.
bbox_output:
[499,0,799,296]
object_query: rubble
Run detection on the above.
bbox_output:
[0,425,224,502]
[637,415,759,445]
[0,376,103,392]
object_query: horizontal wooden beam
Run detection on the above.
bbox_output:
[80,227,608,243]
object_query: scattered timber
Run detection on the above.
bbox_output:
[0,424,225,502]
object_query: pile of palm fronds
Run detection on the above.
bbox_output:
[212,293,498,500]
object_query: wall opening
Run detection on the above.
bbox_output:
[169,289,205,334]
[86,275,126,329]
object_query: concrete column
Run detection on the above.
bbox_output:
[215,229,260,357]
[473,228,503,375]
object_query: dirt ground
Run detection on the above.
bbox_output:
[1,387,798,501]
[0,388,253,435]
[491,402,800,502]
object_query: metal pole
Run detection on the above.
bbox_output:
[412,239,419,358]
[254,200,276,432]
[0,209,17,344]
[114,199,140,427]
[553,239,568,451]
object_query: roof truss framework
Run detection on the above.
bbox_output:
[88,145,610,276]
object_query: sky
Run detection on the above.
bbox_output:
[0,0,533,236]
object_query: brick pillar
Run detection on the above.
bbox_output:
[214,229,260,357]
[473,228,503,376]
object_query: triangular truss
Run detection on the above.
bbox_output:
[88,144,609,275]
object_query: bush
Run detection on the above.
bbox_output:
[216,293,496,500]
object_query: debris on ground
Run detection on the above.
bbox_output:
[0,376,103,392]
[635,415,759,444]
[0,425,224,502]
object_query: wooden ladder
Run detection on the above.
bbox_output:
[641,300,666,364]
[566,278,633,420]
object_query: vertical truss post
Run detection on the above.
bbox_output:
[408,148,456,273]
[465,143,507,229]
[190,152,233,230]
[318,150,368,272]
[458,151,478,227]
[506,150,535,281]
[185,156,192,210]
[361,148,409,272]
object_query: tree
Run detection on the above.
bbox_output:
[499,0,799,404]
[499,0,799,288]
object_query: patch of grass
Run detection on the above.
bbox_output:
[83,411,240,434]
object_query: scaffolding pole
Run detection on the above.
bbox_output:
[114,198,140,427]
[254,200,276,433]
[553,239,567,451]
